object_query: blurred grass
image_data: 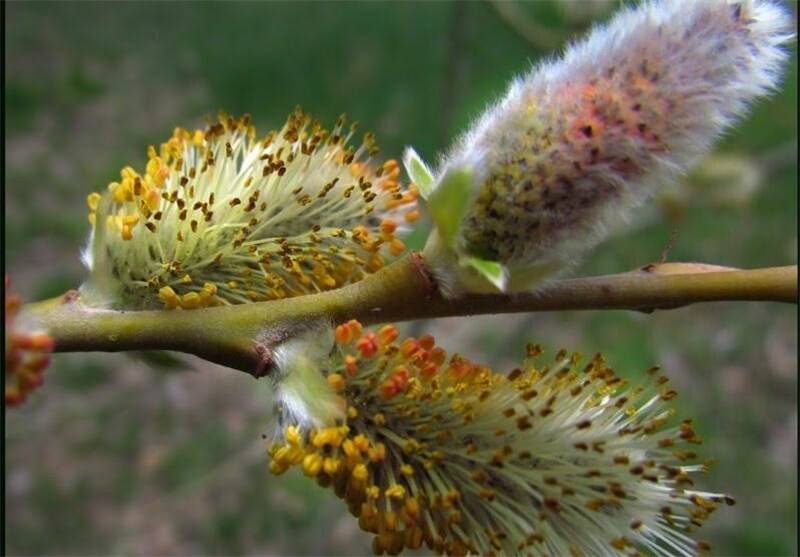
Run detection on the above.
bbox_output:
[4,1,797,556]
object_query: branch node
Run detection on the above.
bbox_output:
[253,343,274,379]
[61,290,80,304]
[410,251,437,299]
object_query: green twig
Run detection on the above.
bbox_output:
[23,256,798,377]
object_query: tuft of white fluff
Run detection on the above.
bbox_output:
[80,229,95,271]
[270,323,344,432]
[426,0,794,297]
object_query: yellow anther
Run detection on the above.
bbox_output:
[158,286,180,309]
[287,446,305,464]
[322,275,337,289]
[368,443,386,462]
[353,434,371,453]
[269,460,289,475]
[145,189,160,211]
[388,238,405,256]
[146,156,161,177]
[87,192,102,211]
[352,463,369,481]
[323,457,341,475]
[180,292,201,309]
[121,224,133,241]
[201,282,218,296]
[180,274,192,284]
[272,445,292,465]
[285,425,303,447]
[327,373,346,391]
[113,182,129,203]
[302,453,323,477]
[342,439,359,458]
[385,485,406,499]
[122,213,141,226]
[312,427,343,449]
[400,464,414,477]
[121,166,138,180]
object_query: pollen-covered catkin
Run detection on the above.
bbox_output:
[268,320,732,556]
[425,0,794,296]
[82,109,418,309]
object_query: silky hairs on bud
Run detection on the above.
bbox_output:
[414,0,794,297]
[270,323,344,431]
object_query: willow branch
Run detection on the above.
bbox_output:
[23,256,798,376]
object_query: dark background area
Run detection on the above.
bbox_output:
[5,1,797,555]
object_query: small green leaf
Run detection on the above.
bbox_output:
[464,257,508,291]
[402,146,435,199]
[427,168,472,246]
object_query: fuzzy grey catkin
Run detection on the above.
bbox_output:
[424,0,794,297]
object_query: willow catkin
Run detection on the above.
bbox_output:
[82,109,418,309]
[425,0,793,297]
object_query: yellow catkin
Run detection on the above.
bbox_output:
[83,110,418,310]
[267,320,732,556]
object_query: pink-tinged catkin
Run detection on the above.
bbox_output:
[437,0,793,289]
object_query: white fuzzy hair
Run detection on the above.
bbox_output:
[269,322,344,434]
[429,0,794,296]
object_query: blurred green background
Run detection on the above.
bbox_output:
[4,1,797,555]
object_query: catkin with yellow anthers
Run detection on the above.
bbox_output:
[268,320,733,557]
[81,109,418,309]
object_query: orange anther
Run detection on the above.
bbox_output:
[356,332,380,358]
[380,219,397,236]
[421,362,438,379]
[400,338,419,358]
[380,380,399,400]
[388,238,406,256]
[345,355,359,376]
[145,189,160,211]
[335,323,354,344]
[430,347,447,366]
[378,325,399,345]
[419,334,435,351]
